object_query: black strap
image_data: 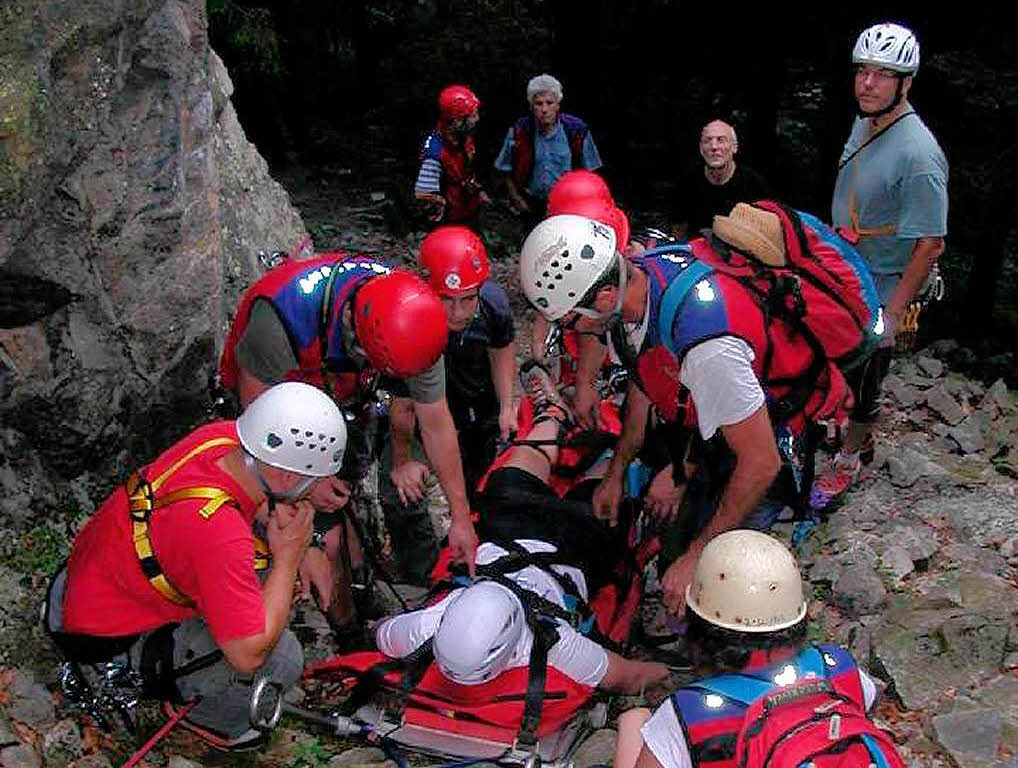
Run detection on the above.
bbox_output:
[837,110,916,170]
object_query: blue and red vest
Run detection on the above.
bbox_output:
[510,114,588,192]
[631,248,852,435]
[220,253,393,405]
[671,644,867,768]
[420,128,482,223]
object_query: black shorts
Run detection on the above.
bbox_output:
[478,467,624,592]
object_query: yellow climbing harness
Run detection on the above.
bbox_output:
[126,437,269,606]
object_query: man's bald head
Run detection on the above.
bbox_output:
[700,120,738,169]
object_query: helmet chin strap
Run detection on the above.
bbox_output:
[857,76,907,119]
[572,251,628,329]
[243,452,316,509]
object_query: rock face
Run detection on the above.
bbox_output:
[0,0,306,528]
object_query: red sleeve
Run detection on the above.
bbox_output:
[188,514,267,645]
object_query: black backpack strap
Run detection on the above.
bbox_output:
[339,637,435,717]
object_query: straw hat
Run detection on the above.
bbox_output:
[712,203,787,266]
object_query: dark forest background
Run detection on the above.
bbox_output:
[208,1,1018,365]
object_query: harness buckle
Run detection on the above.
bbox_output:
[126,474,155,522]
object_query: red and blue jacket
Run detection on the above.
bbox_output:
[219,253,392,405]
[671,644,869,768]
[510,114,588,193]
[420,129,482,223]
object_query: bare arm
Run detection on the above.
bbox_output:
[885,236,945,321]
[220,501,313,675]
[488,341,518,441]
[598,650,669,695]
[661,404,780,614]
[592,383,651,524]
[572,333,608,429]
[414,397,478,571]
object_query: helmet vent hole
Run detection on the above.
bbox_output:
[333,450,343,461]
[769,583,778,591]
[295,440,304,447]
[564,264,572,271]
[266,433,283,448]
[305,463,313,470]
[305,431,313,437]
[568,291,576,298]
[536,281,543,288]
[290,428,299,435]
[320,446,327,452]
[719,572,725,580]
[542,271,550,278]
[329,437,336,443]
[318,433,326,440]
[556,273,563,280]
[308,443,317,450]
[580,245,595,260]
[551,260,559,268]
[714,611,721,618]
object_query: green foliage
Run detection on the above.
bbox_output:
[290,739,329,768]
[6,523,69,576]
[207,0,283,78]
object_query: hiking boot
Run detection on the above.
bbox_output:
[162,702,268,752]
[519,360,571,426]
[809,451,862,510]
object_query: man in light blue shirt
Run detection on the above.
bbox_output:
[494,74,602,225]
[817,22,948,503]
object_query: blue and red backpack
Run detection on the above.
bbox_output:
[672,643,904,768]
[633,201,881,434]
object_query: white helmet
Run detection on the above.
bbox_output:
[237,382,347,477]
[686,530,807,633]
[520,214,619,321]
[852,23,919,74]
[434,581,524,685]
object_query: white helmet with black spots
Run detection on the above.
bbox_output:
[520,214,621,322]
[237,382,347,477]
[433,581,525,685]
[852,23,919,75]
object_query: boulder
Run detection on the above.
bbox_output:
[931,709,1002,768]
[926,383,967,425]
[0,0,306,535]
[872,605,1009,710]
[832,564,886,616]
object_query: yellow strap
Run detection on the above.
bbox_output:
[149,437,238,492]
[127,436,244,606]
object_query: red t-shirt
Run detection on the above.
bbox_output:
[63,421,266,645]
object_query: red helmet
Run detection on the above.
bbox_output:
[546,194,629,251]
[353,271,448,378]
[438,85,480,120]
[546,170,613,213]
[419,226,490,297]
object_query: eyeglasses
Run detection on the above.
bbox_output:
[854,65,901,82]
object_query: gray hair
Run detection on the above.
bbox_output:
[527,74,563,103]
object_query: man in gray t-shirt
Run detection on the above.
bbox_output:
[817,22,948,504]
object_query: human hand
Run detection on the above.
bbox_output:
[592,475,623,526]
[447,517,479,577]
[308,476,351,513]
[571,381,602,430]
[661,551,699,616]
[268,500,314,568]
[645,467,684,523]
[390,460,430,505]
[298,545,334,608]
[498,403,518,443]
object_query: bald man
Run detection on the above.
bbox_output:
[672,119,771,240]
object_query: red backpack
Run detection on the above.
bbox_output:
[674,645,904,768]
[687,200,881,376]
